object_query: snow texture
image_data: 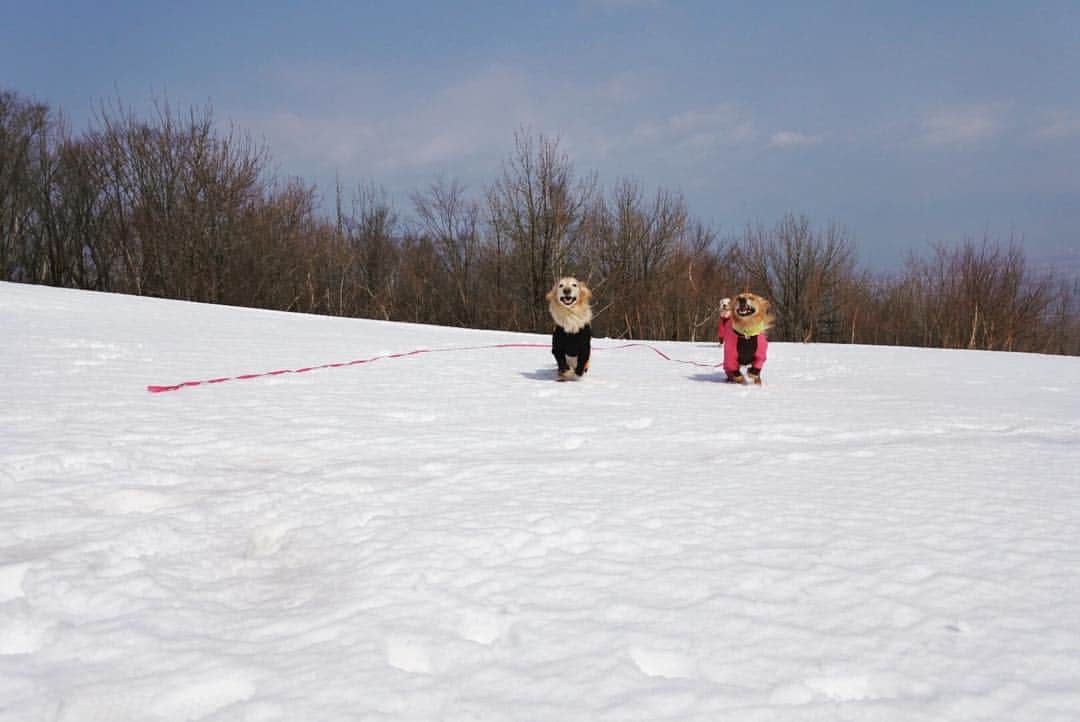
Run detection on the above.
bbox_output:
[2,281,1079,721]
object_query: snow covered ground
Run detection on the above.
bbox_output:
[2,280,1079,721]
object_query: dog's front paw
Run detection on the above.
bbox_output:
[748,367,762,385]
[725,371,745,384]
[558,368,576,380]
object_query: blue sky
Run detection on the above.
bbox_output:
[4,0,1079,270]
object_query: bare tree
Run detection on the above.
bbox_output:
[584,179,690,337]
[676,222,730,342]
[411,179,482,326]
[90,99,266,301]
[228,178,318,312]
[337,183,400,319]
[735,214,856,342]
[487,128,596,330]
[28,120,113,289]
[0,90,49,281]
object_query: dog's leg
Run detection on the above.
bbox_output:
[574,325,591,377]
[748,367,763,385]
[725,370,746,384]
[553,347,575,379]
[572,354,589,377]
[574,342,590,376]
[562,355,579,379]
[552,346,571,374]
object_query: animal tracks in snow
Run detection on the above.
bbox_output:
[148,674,258,720]
[83,488,184,514]
[457,608,513,645]
[55,672,258,722]
[769,673,935,705]
[629,646,698,679]
[0,610,51,655]
[0,562,30,602]
[245,522,296,558]
[385,636,435,674]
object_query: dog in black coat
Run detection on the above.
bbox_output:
[546,276,593,380]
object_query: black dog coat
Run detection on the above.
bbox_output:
[552,324,591,375]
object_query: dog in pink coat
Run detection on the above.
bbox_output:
[717,292,773,384]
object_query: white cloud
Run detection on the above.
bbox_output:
[224,63,784,196]
[918,105,1005,146]
[768,131,822,148]
[246,63,761,185]
[585,0,660,9]
[236,65,540,181]
[595,72,652,104]
[628,106,757,150]
[1032,110,1080,140]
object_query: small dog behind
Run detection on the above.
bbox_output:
[717,292,773,384]
[546,276,593,380]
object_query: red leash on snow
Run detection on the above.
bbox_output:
[146,342,718,394]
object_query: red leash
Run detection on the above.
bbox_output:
[146,342,717,394]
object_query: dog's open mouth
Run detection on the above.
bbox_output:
[560,295,577,306]
[735,300,756,317]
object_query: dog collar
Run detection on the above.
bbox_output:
[735,320,767,338]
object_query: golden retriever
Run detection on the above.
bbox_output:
[546,277,593,379]
[718,292,773,384]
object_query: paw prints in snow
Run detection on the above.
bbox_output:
[385,636,435,674]
[245,522,297,558]
[0,568,50,655]
[457,608,513,646]
[0,612,51,655]
[629,646,697,679]
[561,437,585,451]
[769,673,934,704]
[148,674,258,720]
[0,562,31,602]
[85,488,183,514]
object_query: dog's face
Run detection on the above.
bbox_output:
[732,292,772,329]
[548,277,590,308]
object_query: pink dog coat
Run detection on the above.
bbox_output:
[717,315,768,374]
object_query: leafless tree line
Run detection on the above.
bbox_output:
[2,89,1077,355]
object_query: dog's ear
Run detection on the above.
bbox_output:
[545,287,555,301]
[579,284,592,302]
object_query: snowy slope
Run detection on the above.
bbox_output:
[2,281,1079,722]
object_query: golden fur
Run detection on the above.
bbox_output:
[546,276,593,333]
[730,292,773,335]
